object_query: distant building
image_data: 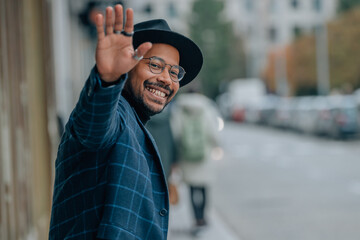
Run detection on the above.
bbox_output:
[224,0,338,78]
[128,0,193,34]
[69,0,339,80]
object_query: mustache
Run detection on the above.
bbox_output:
[144,80,174,96]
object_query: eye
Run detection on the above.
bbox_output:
[170,66,180,75]
[149,58,165,70]
[170,70,179,77]
[150,62,162,70]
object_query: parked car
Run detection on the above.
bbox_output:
[244,102,262,124]
[216,92,233,120]
[293,96,318,134]
[326,95,359,138]
[258,95,279,126]
[313,96,333,136]
[354,89,360,128]
[272,97,293,129]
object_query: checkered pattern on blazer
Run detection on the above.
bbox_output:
[49,68,169,240]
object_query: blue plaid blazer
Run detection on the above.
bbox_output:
[49,68,169,240]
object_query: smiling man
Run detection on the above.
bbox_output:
[49,5,202,240]
[124,44,180,118]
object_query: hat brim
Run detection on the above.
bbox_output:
[133,30,203,87]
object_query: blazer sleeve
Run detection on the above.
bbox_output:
[70,66,127,149]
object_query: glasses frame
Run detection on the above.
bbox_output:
[142,56,186,83]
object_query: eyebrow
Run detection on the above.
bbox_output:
[151,56,164,61]
[150,56,179,67]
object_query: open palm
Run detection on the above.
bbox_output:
[95,6,152,82]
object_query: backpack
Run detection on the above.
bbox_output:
[179,108,207,162]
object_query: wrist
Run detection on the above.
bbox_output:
[95,65,125,83]
[99,73,122,83]
[100,78,122,87]
[95,65,123,83]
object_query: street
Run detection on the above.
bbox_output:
[213,122,360,240]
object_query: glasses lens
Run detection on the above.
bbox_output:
[170,66,185,81]
[149,58,164,73]
[148,57,185,82]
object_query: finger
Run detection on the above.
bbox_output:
[124,8,134,34]
[105,7,114,35]
[114,4,123,32]
[134,42,152,60]
[95,14,105,40]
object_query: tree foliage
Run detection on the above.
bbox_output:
[188,0,246,99]
[338,0,360,13]
[328,7,360,92]
[263,7,360,96]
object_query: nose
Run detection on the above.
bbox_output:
[157,68,173,85]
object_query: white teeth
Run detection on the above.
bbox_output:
[147,87,166,98]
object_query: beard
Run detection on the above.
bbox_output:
[134,91,166,117]
[123,80,173,118]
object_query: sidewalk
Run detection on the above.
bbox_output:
[167,184,239,240]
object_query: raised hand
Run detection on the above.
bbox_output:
[95,5,152,82]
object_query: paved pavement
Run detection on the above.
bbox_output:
[167,183,239,240]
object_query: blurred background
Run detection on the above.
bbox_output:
[1,0,360,239]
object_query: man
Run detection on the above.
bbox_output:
[49,5,202,240]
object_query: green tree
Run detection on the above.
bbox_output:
[328,7,360,92]
[338,0,360,13]
[265,7,360,96]
[188,0,245,99]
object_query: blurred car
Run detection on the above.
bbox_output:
[354,89,360,127]
[244,103,262,124]
[216,92,233,120]
[272,97,293,129]
[312,96,333,136]
[325,95,359,138]
[292,96,318,134]
[257,95,279,126]
[217,78,266,123]
[231,104,246,122]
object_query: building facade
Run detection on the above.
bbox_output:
[129,0,194,34]
[224,0,338,77]
[123,0,339,81]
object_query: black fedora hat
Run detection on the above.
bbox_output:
[133,19,203,87]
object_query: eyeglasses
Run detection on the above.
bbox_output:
[142,57,186,82]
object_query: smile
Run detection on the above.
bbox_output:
[146,87,168,98]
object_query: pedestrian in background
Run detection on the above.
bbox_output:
[171,90,220,234]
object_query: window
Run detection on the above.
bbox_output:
[168,2,177,17]
[268,27,277,42]
[293,26,302,38]
[313,0,322,12]
[291,0,299,9]
[144,3,152,14]
[270,0,278,13]
[245,0,253,12]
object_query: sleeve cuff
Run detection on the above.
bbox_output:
[99,76,127,88]
[86,66,127,98]
[94,66,128,88]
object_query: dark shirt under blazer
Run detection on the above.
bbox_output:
[49,68,169,240]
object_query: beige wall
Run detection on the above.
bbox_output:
[0,0,58,239]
